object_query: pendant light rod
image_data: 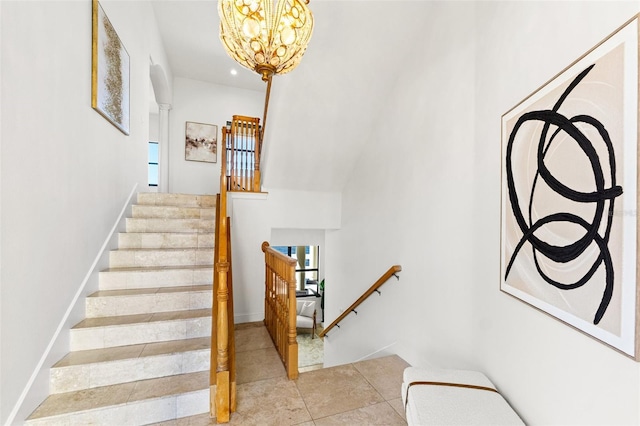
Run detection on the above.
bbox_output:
[260,73,273,155]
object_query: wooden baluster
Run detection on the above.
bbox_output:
[253,119,260,192]
[230,119,236,190]
[250,120,255,191]
[242,119,247,191]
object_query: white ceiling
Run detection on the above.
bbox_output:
[151,0,266,91]
[151,1,431,192]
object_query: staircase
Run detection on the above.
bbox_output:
[26,193,216,425]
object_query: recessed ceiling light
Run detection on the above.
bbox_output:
[230,69,238,76]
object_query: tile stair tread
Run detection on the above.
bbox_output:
[136,194,216,207]
[125,218,215,227]
[73,309,211,329]
[119,231,215,235]
[112,247,213,251]
[111,247,213,253]
[126,218,213,222]
[129,217,214,222]
[131,209,215,218]
[101,265,213,273]
[27,370,209,421]
[125,219,214,233]
[133,204,215,208]
[53,337,210,368]
[89,285,212,298]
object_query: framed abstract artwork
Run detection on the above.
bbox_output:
[92,0,130,135]
[185,121,218,163]
[500,15,640,359]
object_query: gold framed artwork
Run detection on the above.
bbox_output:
[91,0,130,135]
[185,121,218,163]
[500,15,640,359]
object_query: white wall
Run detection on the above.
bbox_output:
[150,113,159,142]
[168,78,263,195]
[0,2,4,422]
[325,1,478,368]
[324,1,640,424]
[472,3,640,425]
[0,1,171,423]
[229,189,340,323]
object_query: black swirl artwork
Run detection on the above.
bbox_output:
[505,64,623,325]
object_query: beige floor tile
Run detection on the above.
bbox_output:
[149,414,216,426]
[235,326,275,353]
[236,347,286,385]
[313,401,406,425]
[173,412,216,425]
[148,419,179,426]
[387,398,406,421]
[228,376,311,425]
[295,364,384,419]
[353,355,410,401]
[234,321,263,330]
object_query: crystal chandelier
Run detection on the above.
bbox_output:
[218,0,314,82]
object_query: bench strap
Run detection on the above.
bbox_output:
[404,381,498,410]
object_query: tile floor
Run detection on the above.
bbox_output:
[152,323,409,425]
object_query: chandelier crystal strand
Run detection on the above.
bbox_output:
[218,0,314,81]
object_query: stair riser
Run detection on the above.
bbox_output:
[70,318,211,351]
[50,350,210,394]
[86,291,212,318]
[132,205,215,220]
[118,233,214,249]
[109,249,213,268]
[126,218,214,234]
[99,268,213,290]
[137,193,216,208]
[25,390,208,426]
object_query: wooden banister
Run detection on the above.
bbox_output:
[262,241,299,379]
[210,126,236,422]
[318,265,402,338]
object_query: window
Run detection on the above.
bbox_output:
[149,141,158,187]
[272,245,320,292]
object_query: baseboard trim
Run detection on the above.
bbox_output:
[234,313,264,324]
[354,341,398,363]
[5,184,138,426]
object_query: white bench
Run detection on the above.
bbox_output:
[402,367,524,425]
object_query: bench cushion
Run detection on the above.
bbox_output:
[402,367,524,425]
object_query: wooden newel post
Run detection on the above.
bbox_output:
[215,258,230,423]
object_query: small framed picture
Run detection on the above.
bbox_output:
[185,121,217,163]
